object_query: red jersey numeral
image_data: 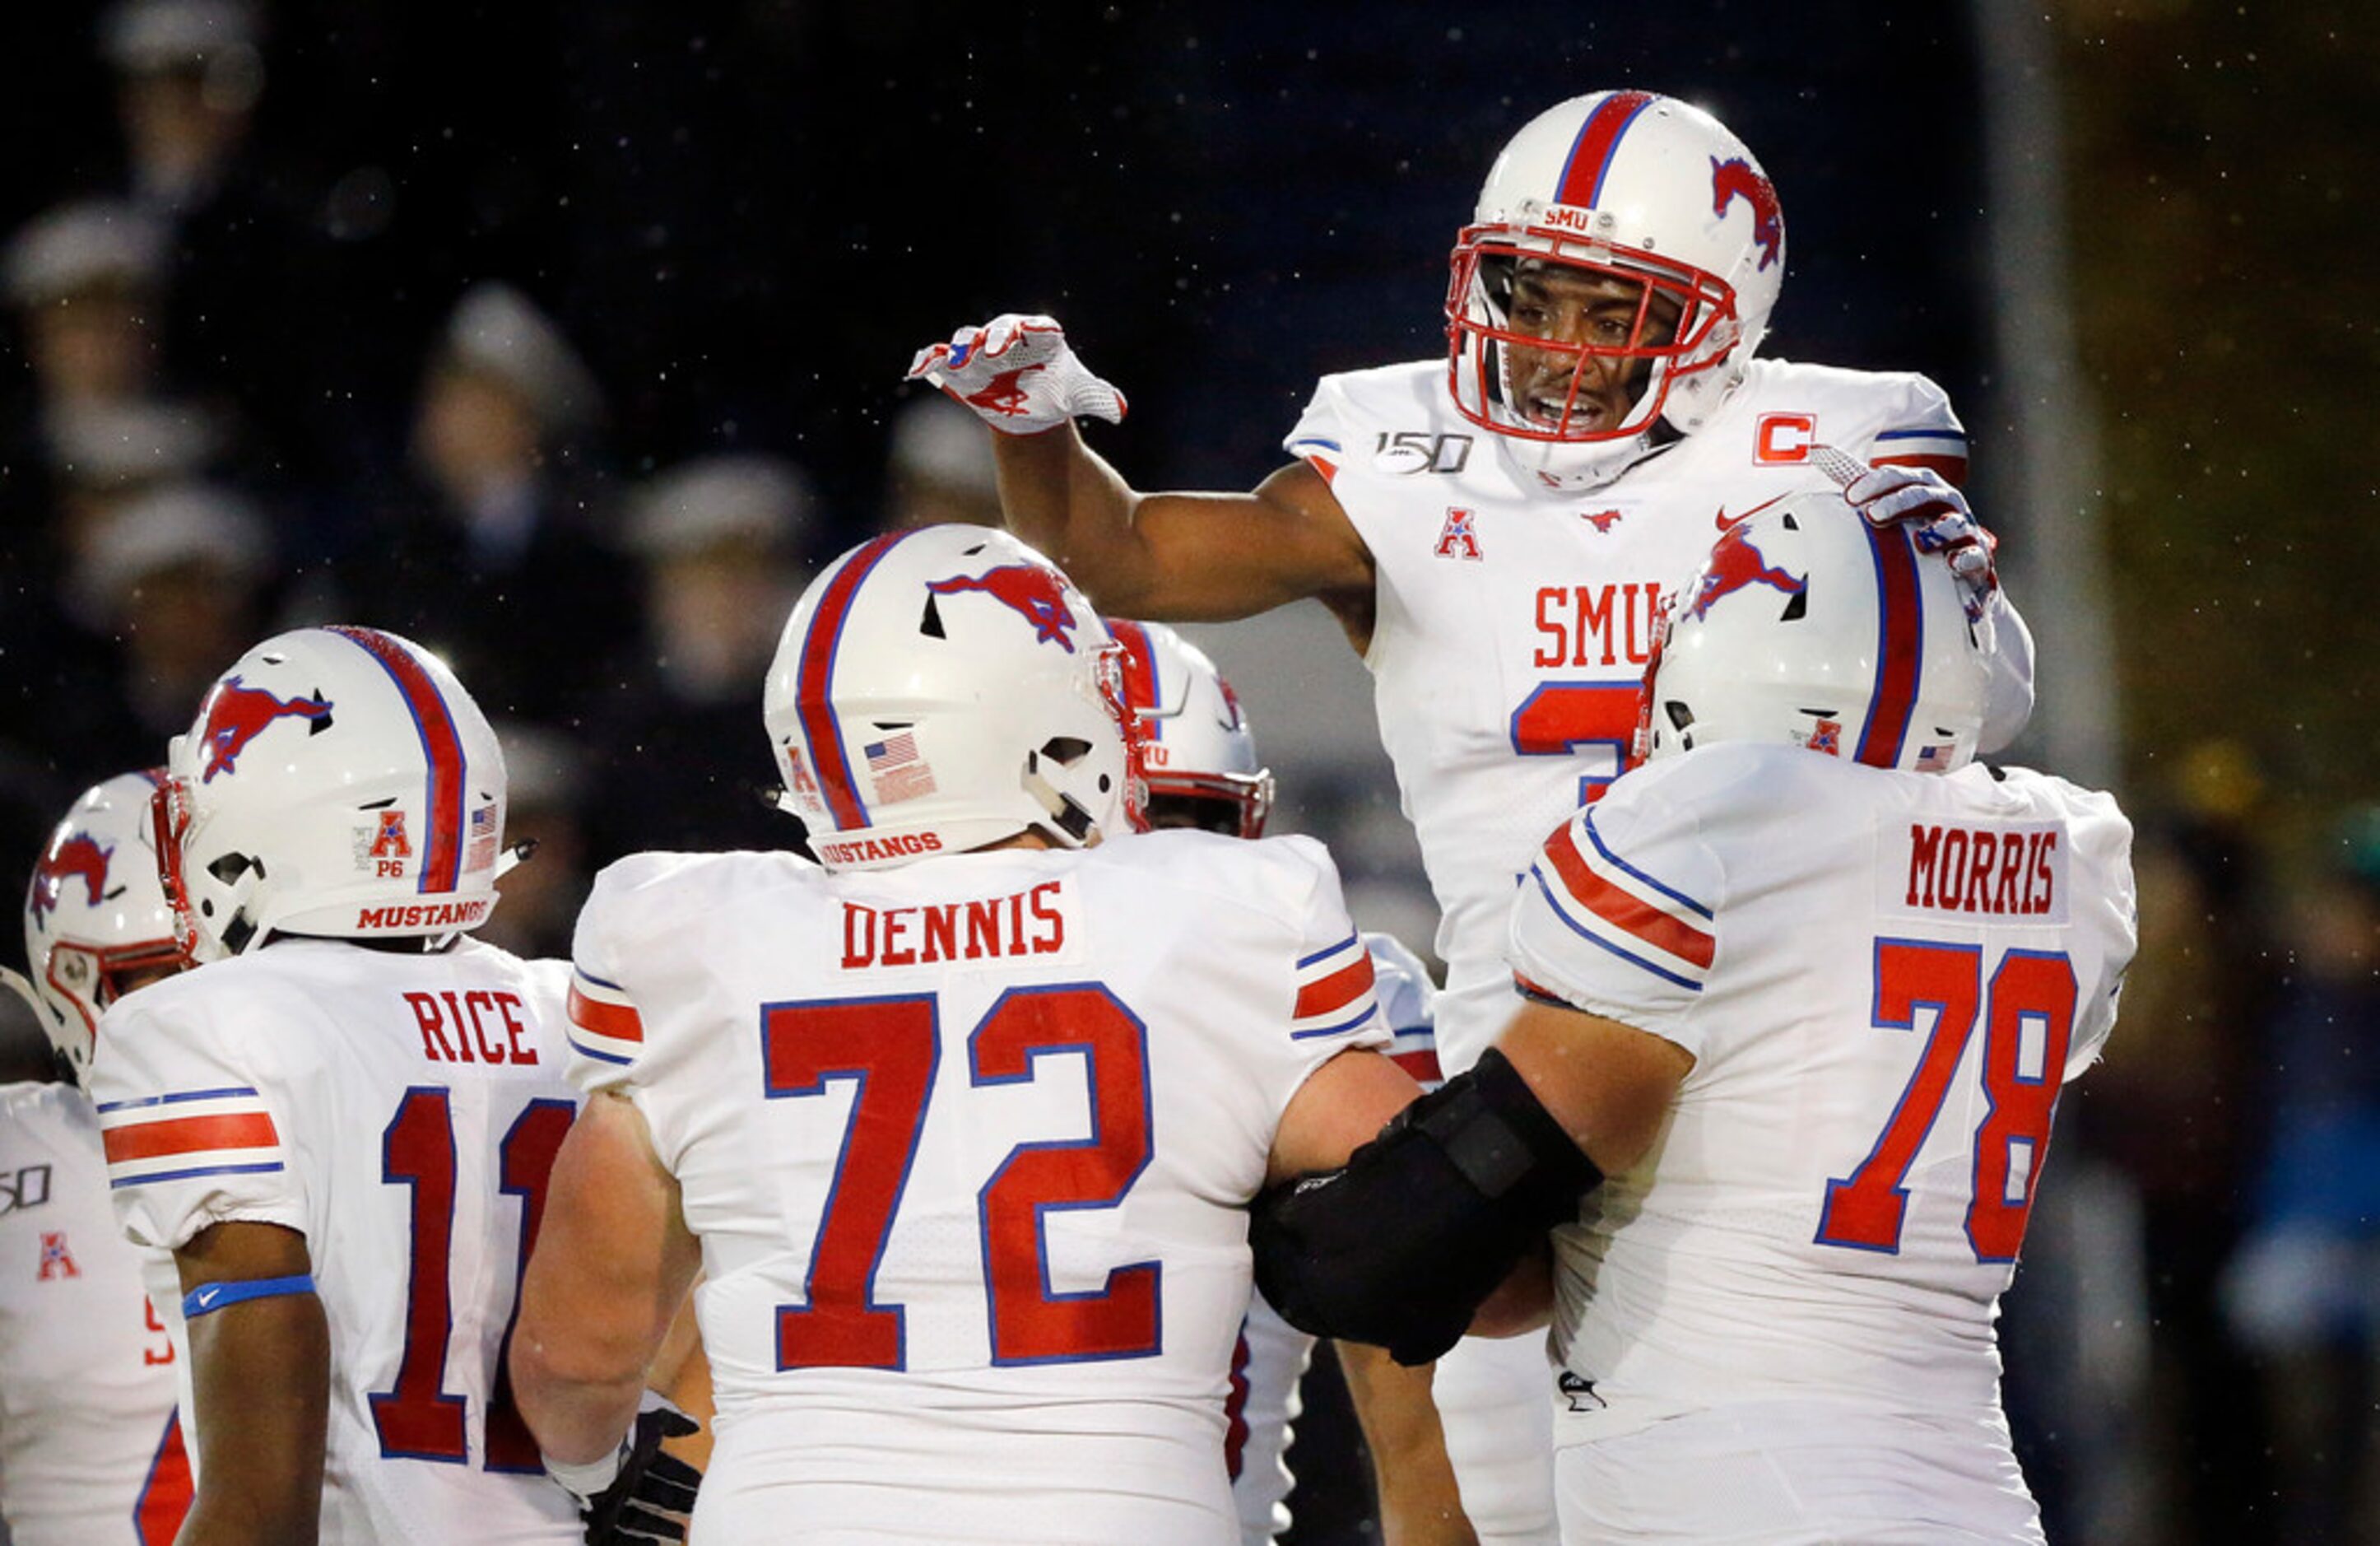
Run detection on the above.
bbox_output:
[142,1297,175,1366]
[373,1088,468,1460]
[1509,682,1641,806]
[1816,941,2076,1260]
[373,1087,574,1466]
[971,985,1157,1364]
[763,994,939,1369]
[486,1099,576,1471]
[761,983,1159,1369]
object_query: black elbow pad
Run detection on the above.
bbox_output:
[1250,1047,1601,1366]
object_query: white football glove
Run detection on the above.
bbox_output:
[904,314,1127,435]
[1812,445,1999,621]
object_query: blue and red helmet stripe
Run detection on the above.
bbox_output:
[1555,89,1657,210]
[793,532,920,831]
[1852,526,1925,768]
[324,626,467,892]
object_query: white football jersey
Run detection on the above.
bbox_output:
[87,939,582,1545]
[1285,356,2030,1078]
[565,831,1390,1546]
[1507,745,2135,1449]
[0,1082,189,1545]
[1228,933,1437,1546]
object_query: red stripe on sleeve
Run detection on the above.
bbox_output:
[567,983,645,1044]
[1391,1047,1443,1084]
[1295,954,1377,1019]
[103,1112,278,1164]
[1542,825,1715,969]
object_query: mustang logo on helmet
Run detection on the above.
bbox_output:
[1690,525,1804,621]
[926,565,1085,653]
[197,679,334,783]
[1709,156,1783,272]
[28,835,111,924]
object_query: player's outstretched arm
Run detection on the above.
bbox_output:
[908,314,1374,625]
[513,1092,704,1538]
[1336,1341,1479,1546]
[174,1220,330,1546]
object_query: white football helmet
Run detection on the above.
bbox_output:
[763,525,1139,871]
[14,771,185,1075]
[1636,488,1992,772]
[1448,90,1786,491]
[154,626,509,961]
[1110,621,1274,840]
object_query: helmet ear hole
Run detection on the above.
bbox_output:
[1039,736,1093,768]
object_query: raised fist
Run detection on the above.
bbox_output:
[905,314,1127,435]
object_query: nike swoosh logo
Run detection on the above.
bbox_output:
[193,1288,222,1308]
[1715,492,1791,531]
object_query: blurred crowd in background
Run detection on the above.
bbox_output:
[0,2,2372,1542]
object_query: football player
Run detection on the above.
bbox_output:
[509,526,1436,1544]
[1112,618,1468,1546]
[910,89,2037,1540]
[85,626,676,1544]
[1,771,192,1545]
[1253,491,2136,1542]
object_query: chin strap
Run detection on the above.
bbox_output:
[1021,751,1099,844]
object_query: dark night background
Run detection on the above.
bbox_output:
[2,2,2374,1541]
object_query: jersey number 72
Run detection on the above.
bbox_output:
[763,981,1158,1369]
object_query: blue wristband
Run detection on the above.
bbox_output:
[184,1274,315,1320]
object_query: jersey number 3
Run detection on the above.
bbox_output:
[1815,940,2076,1263]
[1510,682,1641,806]
[763,982,1157,1369]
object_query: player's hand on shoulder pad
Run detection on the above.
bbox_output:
[1821,449,1999,622]
[546,1394,703,1544]
[904,313,1127,434]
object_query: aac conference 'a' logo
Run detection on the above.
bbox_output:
[926,565,1085,652]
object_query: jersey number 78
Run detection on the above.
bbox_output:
[1815,939,2076,1263]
